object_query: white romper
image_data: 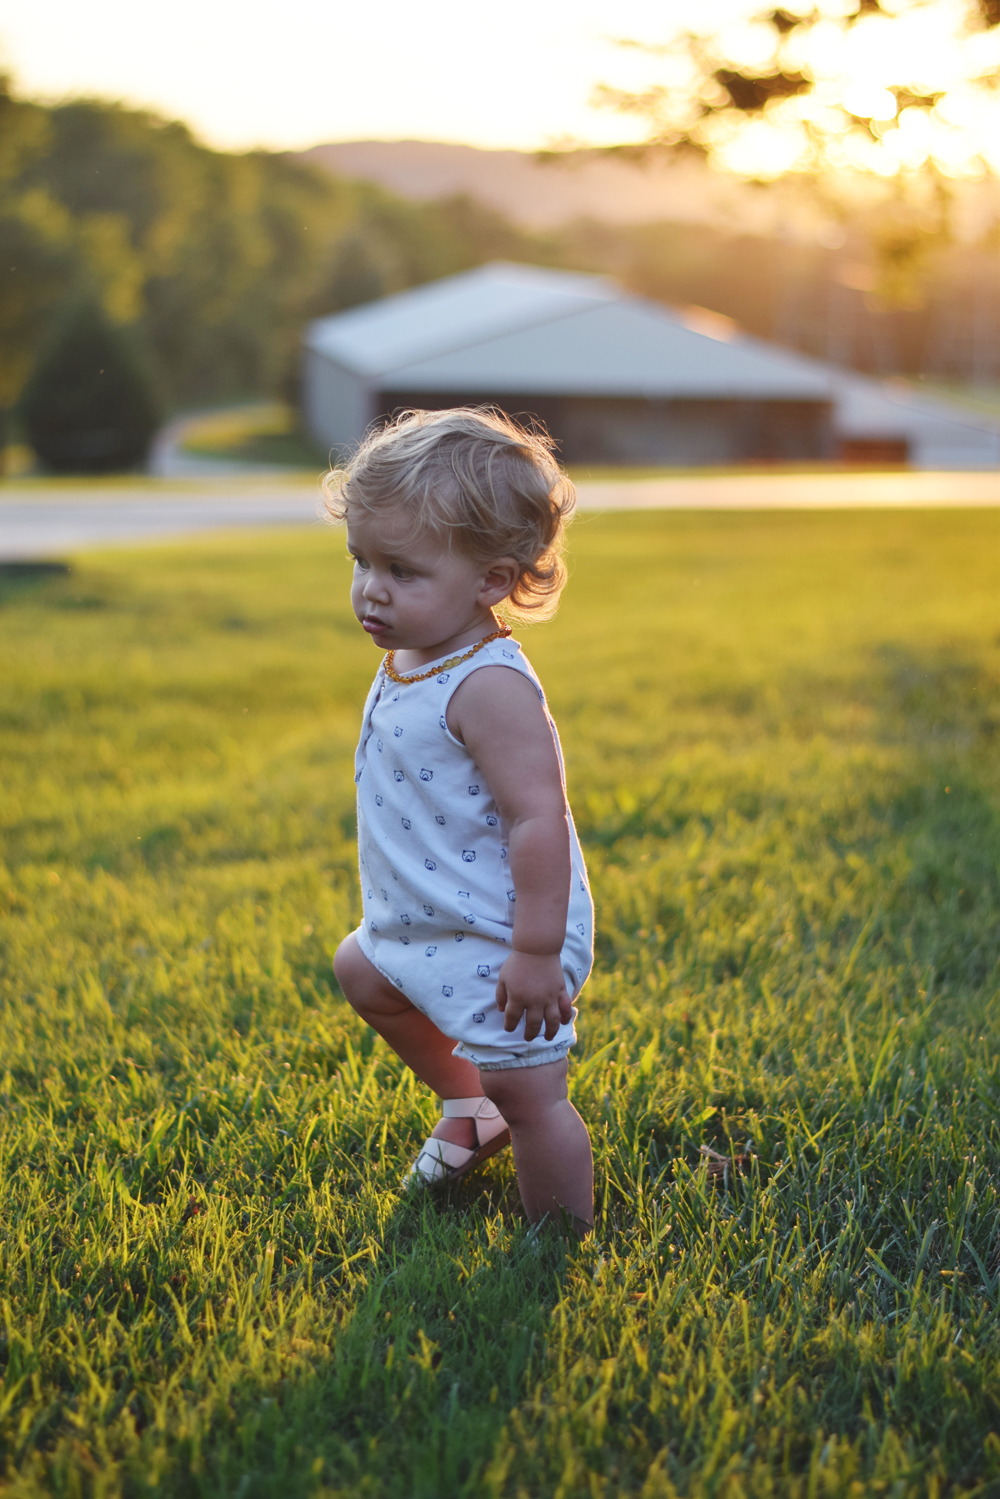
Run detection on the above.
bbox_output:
[352,636,593,1070]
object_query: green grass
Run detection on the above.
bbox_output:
[178,404,329,470]
[1,507,999,1497]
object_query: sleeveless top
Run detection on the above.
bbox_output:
[353,636,593,1005]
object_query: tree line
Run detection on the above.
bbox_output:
[1,77,996,472]
[0,80,543,470]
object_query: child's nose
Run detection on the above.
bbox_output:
[363,571,391,603]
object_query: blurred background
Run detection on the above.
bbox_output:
[1,0,999,477]
[4,10,1000,1491]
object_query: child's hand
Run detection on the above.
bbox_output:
[495,951,572,1042]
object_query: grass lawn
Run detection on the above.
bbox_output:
[177,404,330,470]
[1,507,999,1497]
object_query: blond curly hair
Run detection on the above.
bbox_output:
[323,407,576,622]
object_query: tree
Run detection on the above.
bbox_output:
[0,80,558,453]
[597,1,1000,182]
[309,190,547,318]
[594,1,1000,312]
[0,80,73,469]
[18,299,160,473]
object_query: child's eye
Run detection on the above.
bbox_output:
[391,565,415,580]
[351,553,369,571]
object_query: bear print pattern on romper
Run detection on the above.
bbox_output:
[353,637,593,1070]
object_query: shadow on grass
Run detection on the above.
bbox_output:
[184,1186,580,1499]
[167,641,1000,1498]
[870,642,1000,1003]
[0,560,72,606]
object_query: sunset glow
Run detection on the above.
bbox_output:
[613,1,1000,181]
[0,0,997,181]
[0,0,682,153]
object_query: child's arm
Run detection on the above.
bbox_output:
[448,666,573,1043]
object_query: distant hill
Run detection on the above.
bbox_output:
[294,139,774,231]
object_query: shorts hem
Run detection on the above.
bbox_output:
[460,1042,574,1072]
[354,927,579,1073]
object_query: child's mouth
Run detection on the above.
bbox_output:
[363,616,390,636]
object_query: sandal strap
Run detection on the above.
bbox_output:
[408,1137,475,1183]
[417,1138,474,1172]
[405,1103,513,1187]
[441,1096,502,1121]
[441,1095,507,1151]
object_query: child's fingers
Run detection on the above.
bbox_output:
[522,1008,542,1041]
[544,999,566,1040]
[523,1000,563,1042]
[496,970,570,1040]
[498,991,569,1040]
[504,1001,525,1034]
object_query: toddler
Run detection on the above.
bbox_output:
[327,408,594,1231]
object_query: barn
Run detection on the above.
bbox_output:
[303,261,999,469]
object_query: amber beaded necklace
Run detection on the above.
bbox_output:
[382,622,512,685]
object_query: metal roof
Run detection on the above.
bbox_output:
[828,372,1000,466]
[304,263,1000,463]
[831,372,990,440]
[305,262,619,379]
[306,261,832,401]
[381,298,833,400]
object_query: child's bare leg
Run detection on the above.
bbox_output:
[480,1058,593,1231]
[334,933,482,1148]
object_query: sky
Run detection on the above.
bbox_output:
[0,0,672,153]
[3,0,997,178]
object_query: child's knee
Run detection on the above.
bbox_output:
[481,1058,568,1122]
[332,934,360,992]
[333,934,378,1011]
[334,933,414,1017]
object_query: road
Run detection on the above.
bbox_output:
[1,470,998,559]
[0,480,322,559]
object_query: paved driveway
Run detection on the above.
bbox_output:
[0,481,321,559]
[577,469,1000,511]
[1,470,998,559]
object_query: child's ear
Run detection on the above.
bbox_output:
[479,558,519,606]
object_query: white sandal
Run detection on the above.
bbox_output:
[405,1096,511,1186]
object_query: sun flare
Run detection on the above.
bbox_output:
[601,0,1000,182]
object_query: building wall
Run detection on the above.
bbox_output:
[830,375,1000,469]
[377,390,834,464]
[303,351,374,455]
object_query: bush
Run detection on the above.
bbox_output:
[18,299,160,473]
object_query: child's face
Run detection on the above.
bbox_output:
[346,505,513,655]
